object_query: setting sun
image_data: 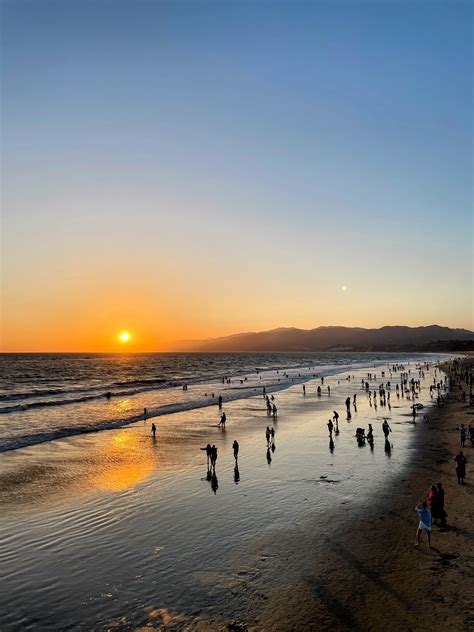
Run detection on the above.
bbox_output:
[119,331,130,343]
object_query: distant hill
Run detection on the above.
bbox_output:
[172,325,474,352]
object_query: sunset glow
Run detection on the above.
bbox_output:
[1,1,472,353]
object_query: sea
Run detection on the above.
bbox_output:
[0,351,448,452]
[0,351,452,630]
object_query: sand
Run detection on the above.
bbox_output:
[2,357,472,631]
[234,358,474,631]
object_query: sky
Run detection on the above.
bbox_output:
[1,0,472,352]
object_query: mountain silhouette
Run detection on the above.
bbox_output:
[172,325,474,352]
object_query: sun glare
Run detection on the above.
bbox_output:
[119,331,130,343]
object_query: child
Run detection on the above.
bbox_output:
[414,501,432,548]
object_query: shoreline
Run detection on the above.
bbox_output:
[1,356,470,631]
[233,359,473,631]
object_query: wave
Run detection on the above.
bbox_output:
[0,377,302,452]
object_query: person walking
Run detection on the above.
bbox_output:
[232,440,239,460]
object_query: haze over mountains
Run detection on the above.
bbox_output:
[173,326,474,353]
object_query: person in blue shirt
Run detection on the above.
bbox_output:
[415,501,432,548]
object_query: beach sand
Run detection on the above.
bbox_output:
[1,358,472,631]
[239,359,474,632]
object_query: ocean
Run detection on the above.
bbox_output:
[0,352,447,452]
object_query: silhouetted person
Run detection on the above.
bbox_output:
[200,443,212,467]
[265,427,271,445]
[106,391,111,400]
[233,440,239,460]
[210,445,218,470]
[327,419,334,437]
[455,451,467,484]
[144,407,147,417]
[151,423,156,438]
[327,385,331,395]
[219,412,226,429]
[437,482,447,526]
[303,384,306,395]
[272,403,278,418]
[382,419,391,439]
[218,395,223,408]
[367,424,374,443]
[345,397,351,412]
[333,411,339,424]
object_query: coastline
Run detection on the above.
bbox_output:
[235,359,473,631]
[1,356,472,631]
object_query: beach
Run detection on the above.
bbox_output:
[1,354,472,630]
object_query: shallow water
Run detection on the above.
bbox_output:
[0,356,448,630]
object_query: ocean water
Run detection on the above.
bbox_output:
[0,352,450,630]
[0,352,447,452]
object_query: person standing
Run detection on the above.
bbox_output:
[151,423,156,438]
[459,424,466,448]
[200,443,212,467]
[210,445,218,470]
[455,451,467,484]
[327,419,334,437]
[232,440,239,460]
[265,427,271,445]
[414,501,432,548]
[382,419,391,439]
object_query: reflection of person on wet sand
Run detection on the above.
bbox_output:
[266,447,272,464]
[211,471,218,494]
[329,438,335,453]
[234,463,240,483]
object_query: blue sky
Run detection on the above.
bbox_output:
[1,0,472,350]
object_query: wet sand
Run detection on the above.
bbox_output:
[2,358,470,630]
[246,359,473,632]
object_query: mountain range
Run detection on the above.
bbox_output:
[172,325,474,353]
